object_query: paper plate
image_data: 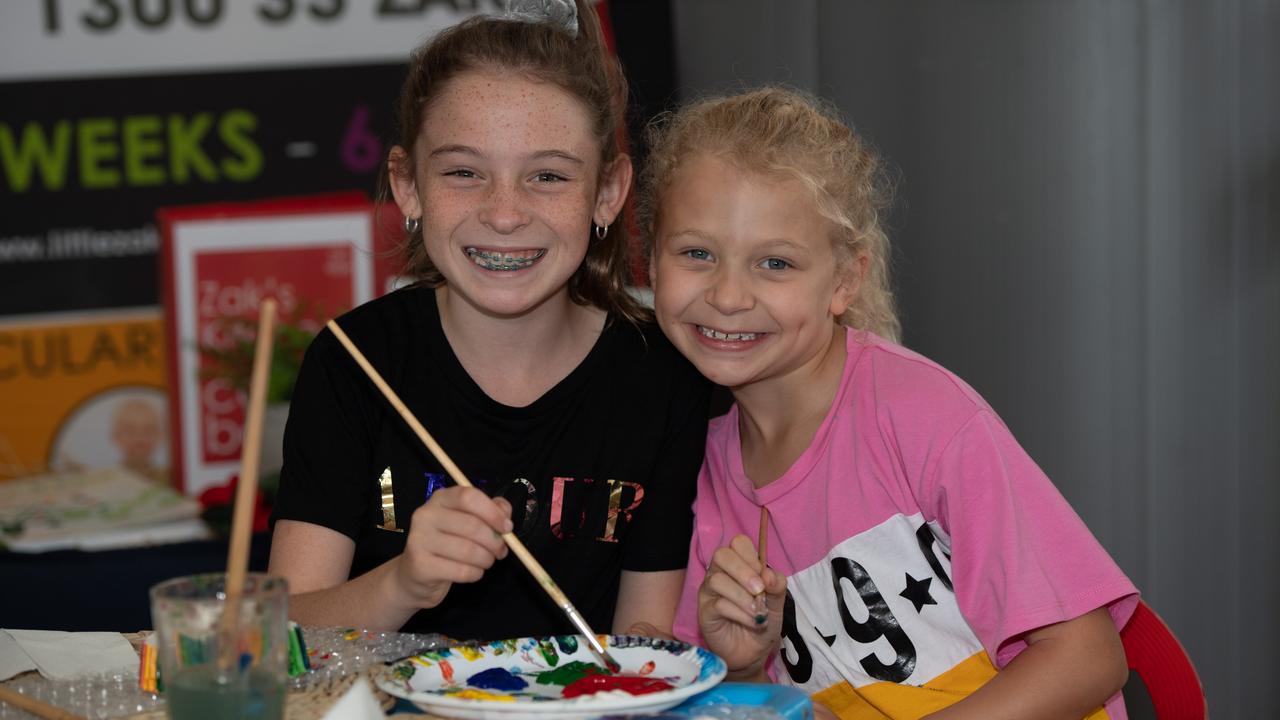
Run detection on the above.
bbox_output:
[375,635,726,720]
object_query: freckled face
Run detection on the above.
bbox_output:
[401,71,605,318]
[650,154,854,390]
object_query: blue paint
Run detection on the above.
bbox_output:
[467,667,528,692]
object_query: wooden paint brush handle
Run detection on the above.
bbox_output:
[218,298,277,671]
[0,686,86,720]
[226,297,277,594]
[751,505,770,625]
[758,505,769,566]
[325,319,621,672]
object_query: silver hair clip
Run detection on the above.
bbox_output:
[502,0,579,38]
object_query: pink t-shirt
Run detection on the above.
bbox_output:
[673,329,1138,718]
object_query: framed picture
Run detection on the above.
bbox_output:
[159,193,392,496]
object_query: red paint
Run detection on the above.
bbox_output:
[561,673,674,698]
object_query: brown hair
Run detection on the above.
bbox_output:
[386,0,646,324]
[640,86,900,342]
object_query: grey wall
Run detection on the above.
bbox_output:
[671,1,1280,716]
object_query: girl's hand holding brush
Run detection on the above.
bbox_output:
[390,487,513,612]
[697,529,786,682]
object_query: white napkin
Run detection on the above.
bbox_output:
[320,678,387,720]
[1,630,138,681]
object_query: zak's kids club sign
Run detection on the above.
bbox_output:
[160,195,399,495]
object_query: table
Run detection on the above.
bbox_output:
[3,636,812,720]
[0,630,409,720]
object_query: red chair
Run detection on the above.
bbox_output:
[1120,600,1207,720]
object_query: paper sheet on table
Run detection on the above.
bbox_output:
[320,678,387,720]
[0,468,203,552]
[5,517,212,553]
[1,630,138,681]
[0,631,38,681]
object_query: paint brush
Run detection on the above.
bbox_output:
[0,686,86,720]
[325,319,623,674]
[754,505,770,625]
[219,298,277,673]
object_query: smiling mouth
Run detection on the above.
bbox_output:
[697,325,761,342]
[464,247,546,271]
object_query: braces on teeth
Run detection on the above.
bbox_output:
[700,326,758,342]
[466,248,545,271]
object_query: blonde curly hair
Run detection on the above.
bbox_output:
[640,86,900,342]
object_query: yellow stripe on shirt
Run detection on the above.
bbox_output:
[810,650,1111,720]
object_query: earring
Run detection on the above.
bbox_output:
[594,223,608,240]
[404,216,421,234]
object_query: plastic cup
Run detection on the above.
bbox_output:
[149,573,288,720]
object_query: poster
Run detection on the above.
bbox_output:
[0,309,168,480]
[160,194,383,495]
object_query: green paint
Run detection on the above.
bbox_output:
[554,636,579,655]
[537,639,559,667]
[535,660,610,686]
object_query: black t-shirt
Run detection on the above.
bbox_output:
[272,286,711,640]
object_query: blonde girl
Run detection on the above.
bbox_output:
[645,87,1137,720]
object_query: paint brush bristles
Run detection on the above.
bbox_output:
[325,319,622,674]
[754,505,770,625]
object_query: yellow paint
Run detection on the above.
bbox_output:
[456,646,485,662]
[446,689,516,702]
